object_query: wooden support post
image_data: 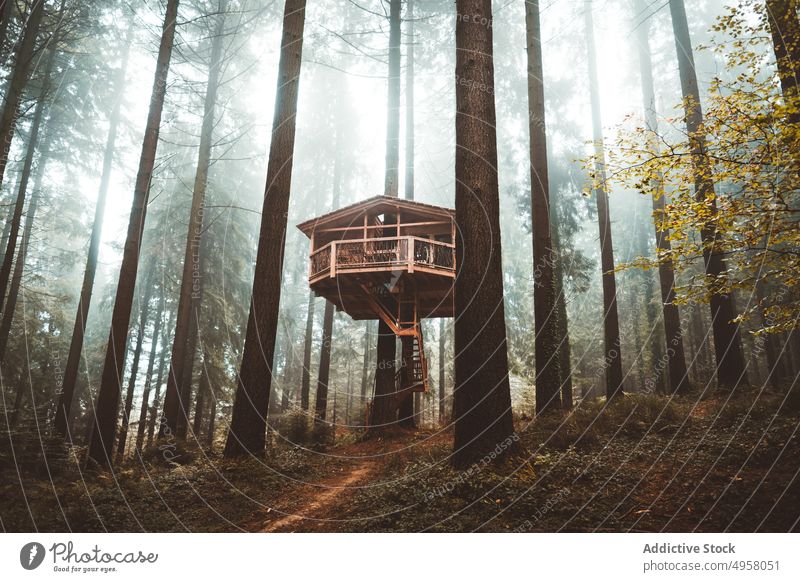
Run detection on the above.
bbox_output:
[330,241,336,277]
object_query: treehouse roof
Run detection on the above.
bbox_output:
[296,195,454,238]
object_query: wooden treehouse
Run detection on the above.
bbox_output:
[297,195,455,420]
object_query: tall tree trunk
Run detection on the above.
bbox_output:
[0,0,44,197]
[147,310,174,449]
[313,119,343,424]
[404,0,414,201]
[314,301,334,423]
[525,0,562,414]
[384,0,401,198]
[223,0,306,458]
[116,264,155,461]
[280,336,293,411]
[370,0,402,429]
[55,29,132,438]
[635,0,691,394]
[86,0,179,468]
[135,296,164,454]
[359,322,370,404]
[162,2,226,438]
[550,203,573,407]
[585,2,624,400]
[438,317,445,422]
[668,0,748,389]
[300,290,315,410]
[452,0,518,467]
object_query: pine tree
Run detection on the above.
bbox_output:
[86,0,180,467]
[223,0,306,458]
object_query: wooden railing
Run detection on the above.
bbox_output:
[309,236,455,279]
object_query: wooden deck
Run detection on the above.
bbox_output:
[309,235,455,283]
[308,236,455,321]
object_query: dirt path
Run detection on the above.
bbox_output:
[258,460,377,532]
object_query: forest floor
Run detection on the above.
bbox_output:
[2,389,799,532]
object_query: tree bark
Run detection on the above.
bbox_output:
[635,0,691,394]
[585,2,624,400]
[668,0,748,389]
[86,0,180,468]
[525,0,562,414]
[223,0,306,458]
[452,0,518,467]
[55,28,132,438]
[162,2,226,438]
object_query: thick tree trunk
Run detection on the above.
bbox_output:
[452,0,518,467]
[0,0,44,198]
[135,297,164,454]
[635,0,691,395]
[223,0,306,458]
[585,3,624,400]
[300,290,315,411]
[668,0,748,389]
[162,3,226,438]
[55,32,132,438]
[370,320,397,427]
[86,0,179,468]
[115,266,155,462]
[370,0,403,429]
[525,0,562,414]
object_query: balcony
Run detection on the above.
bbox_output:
[309,236,455,282]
